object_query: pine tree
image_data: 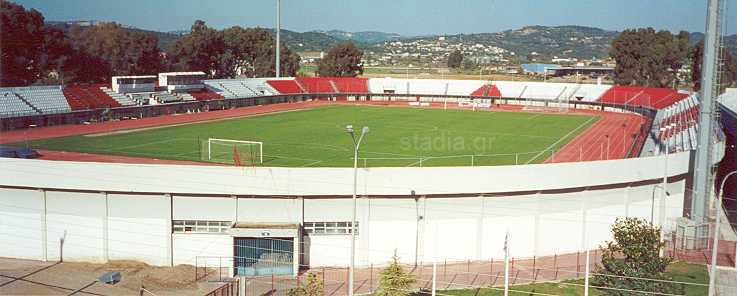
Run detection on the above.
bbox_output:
[288,272,323,296]
[375,254,416,296]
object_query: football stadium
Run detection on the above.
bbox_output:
[2,0,737,295]
[2,73,736,293]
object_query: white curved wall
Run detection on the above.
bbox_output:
[0,153,690,269]
[365,78,610,102]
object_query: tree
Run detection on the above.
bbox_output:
[592,218,683,295]
[287,272,323,296]
[375,254,416,296]
[69,22,162,76]
[447,50,463,69]
[317,42,363,77]
[691,40,737,91]
[610,28,690,87]
[1,0,46,86]
[462,59,476,70]
[167,20,227,78]
[169,23,300,79]
[36,26,110,84]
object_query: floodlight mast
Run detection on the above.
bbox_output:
[692,0,721,223]
[275,0,281,78]
[346,124,368,296]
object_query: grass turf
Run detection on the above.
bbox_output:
[24,105,598,167]
[440,262,708,296]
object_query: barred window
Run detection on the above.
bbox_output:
[173,220,231,233]
[303,222,358,235]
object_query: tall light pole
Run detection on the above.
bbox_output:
[708,170,737,296]
[658,123,675,253]
[275,0,281,78]
[346,124,369,296]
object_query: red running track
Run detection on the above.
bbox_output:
[545,110,646,163]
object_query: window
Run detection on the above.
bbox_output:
[173,220,231,234]
[303,221,358,235]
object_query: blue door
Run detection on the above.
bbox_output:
[234,237,294,276]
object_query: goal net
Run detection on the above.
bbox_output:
[202,138,263,166]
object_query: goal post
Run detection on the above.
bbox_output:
[203,138,263,165]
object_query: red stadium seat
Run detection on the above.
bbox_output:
[295,78,336,93]
[266,80,304,94]
[598,86,687,109]
[63,84,121,110]
[470,84,502,97]
[188,89,224,100]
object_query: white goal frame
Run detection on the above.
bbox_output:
[207,138,263,164]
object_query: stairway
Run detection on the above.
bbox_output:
[14,93,42,114]
[328,80,339,93]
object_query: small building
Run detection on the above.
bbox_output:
[111,75,157,94]
[550,66,615,78]
[521,63,558,75]
[158,72,207,91]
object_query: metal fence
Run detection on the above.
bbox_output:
[197,250,605,296]
[664,228,737,268]
[204,277,240,296]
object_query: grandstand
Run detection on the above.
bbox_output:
[204,79,278,98]
[188,89,224,100]
[0,91,39,118]
[598,85,689,109]
[62,84,122,110]
[266,79,304,94]
[101,86,137,106]
[0,86,71,116]
[330,77,369,93]
[296,77,338,93]
[470,84,502,97]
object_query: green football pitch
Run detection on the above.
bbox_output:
[26,105,598,167]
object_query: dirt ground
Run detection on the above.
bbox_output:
[0,258,222,296]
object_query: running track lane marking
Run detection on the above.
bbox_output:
[525,116,598,164]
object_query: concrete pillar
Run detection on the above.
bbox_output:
[475,196,485,260]
[167,193,173,267]
[580,191,588,251]
[624,186,631,217]
[40,189,47,262]
[102,191,109,263]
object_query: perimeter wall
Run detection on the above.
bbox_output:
[0,152,691,270]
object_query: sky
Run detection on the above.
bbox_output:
[14,0,737,36]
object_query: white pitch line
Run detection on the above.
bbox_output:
[110,138,187,151]
[301,160,324,167]
[525,116,597,164]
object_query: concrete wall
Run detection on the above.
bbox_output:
[0,153,690,268]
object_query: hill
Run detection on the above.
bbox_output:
[315,30,402,43]
[43,22,737,61]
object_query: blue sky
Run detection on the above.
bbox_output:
[14,0,737,35]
